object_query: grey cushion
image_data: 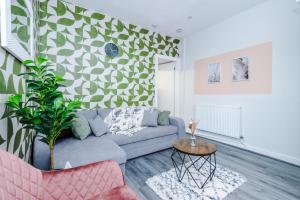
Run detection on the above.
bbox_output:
[72,115,91,140]
[141,110,159,127]
[88,115,108,137]
[97,108,112,119]
[105,125,178,146]
[158,110,171,126]
[76,109,97,120]
[53,136,126,169]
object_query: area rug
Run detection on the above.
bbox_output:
[146,161,246,200]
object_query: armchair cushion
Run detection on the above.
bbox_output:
[94,185,139,200]
[0,150,43,200]
[42,160,124,200]
[0,150,138,200]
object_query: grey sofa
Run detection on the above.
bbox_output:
[33,108,186,171]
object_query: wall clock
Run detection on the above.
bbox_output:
[105,43,119,58]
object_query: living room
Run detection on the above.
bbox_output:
[0,0,299,199]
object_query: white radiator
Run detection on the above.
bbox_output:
[195,105,242,139]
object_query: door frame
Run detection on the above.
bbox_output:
[154,54,180,116]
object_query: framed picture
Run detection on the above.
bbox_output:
[232,57,249,81]
[0,0,34,61]
[208,62,221,84]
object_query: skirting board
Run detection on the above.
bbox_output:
[193,130,300,167]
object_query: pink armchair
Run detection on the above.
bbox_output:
[0,149,138,200]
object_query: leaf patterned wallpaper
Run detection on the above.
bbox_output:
[39,0,181,109]
[0,0,180,161]
[11,0,31,54]
[0,0,39,161]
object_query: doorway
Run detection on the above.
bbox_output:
[155,55,179,116]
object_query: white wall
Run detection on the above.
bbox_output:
[157,62,175,114]
[181,0,300,165]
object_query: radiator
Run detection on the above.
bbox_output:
[195,105,242,139]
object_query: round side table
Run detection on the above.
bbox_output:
[171,139,217,189]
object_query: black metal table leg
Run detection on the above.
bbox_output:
[171,147,217,189]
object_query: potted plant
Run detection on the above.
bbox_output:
[6,57,81,170]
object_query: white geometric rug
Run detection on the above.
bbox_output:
[146,161,246,200]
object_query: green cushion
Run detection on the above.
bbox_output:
[71,115,91,140]
[158,110,171,126]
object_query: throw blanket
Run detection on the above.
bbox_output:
[104,107,150,136]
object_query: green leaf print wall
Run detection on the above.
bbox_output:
[0,0,39,161]
[0,0,180,161]
[38,0,180,109]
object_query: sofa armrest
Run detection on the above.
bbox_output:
[169,117,186,138]
[33,135,50,170]
[42,160,125,199]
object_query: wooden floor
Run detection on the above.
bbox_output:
[125,136,300,200]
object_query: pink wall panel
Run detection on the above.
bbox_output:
[194,42,272,94]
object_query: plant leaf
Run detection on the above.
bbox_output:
[0,134,5,145]
[13,129,23,153]
[6,118,14,151]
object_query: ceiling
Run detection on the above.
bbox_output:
[74,0,267,38]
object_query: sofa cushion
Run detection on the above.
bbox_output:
[141,109,159,127]
[88,115,108,137]
[53,137,126,169]
[158,110,171,126]
[97,108,112,119]
[71,115,91,140]
[105,125,178,146]
[122,134,177,160]
[77,109,98,120]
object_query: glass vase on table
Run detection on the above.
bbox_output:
[188,119,198,147]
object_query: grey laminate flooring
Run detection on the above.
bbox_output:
[125,136,300,200]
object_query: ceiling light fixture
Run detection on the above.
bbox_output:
[176,28,183,33]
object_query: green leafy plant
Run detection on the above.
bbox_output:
[6,57,81,170]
